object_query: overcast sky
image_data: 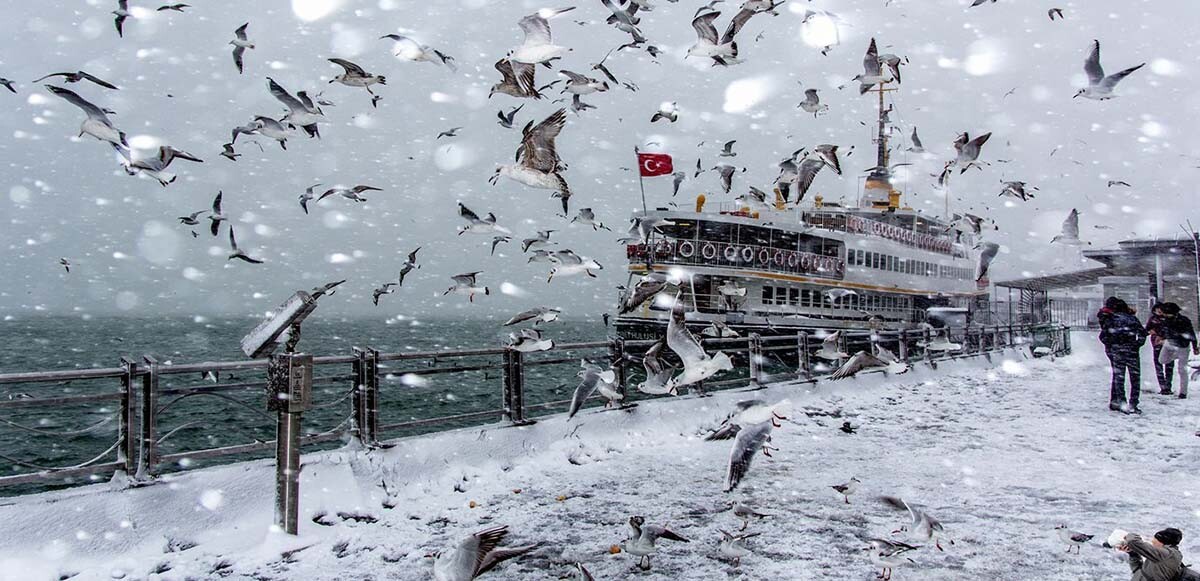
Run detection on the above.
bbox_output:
[1,0,1197,319]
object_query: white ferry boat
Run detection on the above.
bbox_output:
[615,85,989,341]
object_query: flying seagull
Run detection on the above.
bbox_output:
[328,58,387,105]
[0,78,14,93]
[1107,180,1131,188]
[113,0,131,38]
[852,38,887,94]
[457,203,512,236]
[619,272,672,314]
[999,180,1036,201]
[829,347,909,379]
[651,101,678,123]
[718,529,760,567]
[719,140,738,157]
[177,210,206,226]
[1051,208,1090,245]
[298,183,320,214]
[976,241,1000,282]
[546,249,602,282]
[489,58,552,99]
[635,340,677,395]
[521,229,556,253]
[570,208,609,231]
[208,191,226,236]
[372,283,396,306]
[1048,7,1064,20]
[33,71,119,90]
[226,227,263,264]
[687,9,760,66]
[952,131,992,173]
[157,3,190,12]
[431,525,536,581]
[230,23,254,74]
[492,108,571,214]
[317,185,381,204]
[510,7,576,65]
[503,306,561,327]
[444,272,489,302]
[566,361,620,419]
[880,496,948,550]
[507,327,554,352]
[665,294,734,391]
[725,420,775,492]
[907,127,925,153]
[437,127,463,139]
[398,247,421,286]
[497,104,524,128]
[559,70,609,94]
[798,88,827,117]
[219,143,240,162]
[380,34,456,70]
[267,77,324,138]
[125,145,203,186]
[490,235,512,256]
[59,258,71,273]
[1074,40,1144,100]
[44,85,128,156]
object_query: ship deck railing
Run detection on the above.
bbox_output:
[0,323,1070,496]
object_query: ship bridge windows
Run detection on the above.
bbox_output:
[699,220,734,243]
[657,220,696,241]
[848,248,971,280]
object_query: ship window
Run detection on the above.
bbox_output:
[762,286,774,305]
[658,221,696,241]
[699,221,734,243]
[871,253,881,269]
[789,288,800,306]
[772,230,798,251]
[887,256,896,271]
[739,226,772,246]
[848,250,857,266]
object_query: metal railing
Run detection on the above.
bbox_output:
[0,322,1070,496]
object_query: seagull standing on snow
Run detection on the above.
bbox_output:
[866,538,920,581]
[431,525,537,581]
[665,294,734,392]
[510,7,576,65]
[230,23,254,74]
[1054,525,1093,553]
[566,361,620,419]
[623,516,689,571]
[1074,40,1144,100]
[493,109,571,213]
[1051,208,1090,245]
[831,477,860,504]
[730,501,771,531]
[718,529,760,566]
[44,85,129,157]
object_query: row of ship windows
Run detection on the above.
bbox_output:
[760,286,912,311]
[846,249,972,280]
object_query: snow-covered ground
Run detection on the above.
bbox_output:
[2,333,1197,581]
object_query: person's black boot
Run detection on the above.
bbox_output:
[1109,401,1124,411]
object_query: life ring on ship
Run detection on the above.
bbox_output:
[787,252,799,268]
[848,216,859,232]
[801,254,812,270]
[773,251,785,266]
[678,241,695,258]
[702,242,718,260]
[723,245,738,262]
[741,246,755,262]
[758,248,771,265]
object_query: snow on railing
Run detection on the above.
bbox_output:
[0,323,1070,496]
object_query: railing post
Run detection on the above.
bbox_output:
[118,357,138,480]
[798,332,811,377]
[748,333,763,387]
[501,348,533,426]
[136,355,159,481]
[922,327,933,363]
[609,336,627,398]
[366,348,380,446]
[897,330,909,361]
[351,347,375,447]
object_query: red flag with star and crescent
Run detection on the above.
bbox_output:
[637,152,674,177]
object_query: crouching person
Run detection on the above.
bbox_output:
[1120,528,1183,581]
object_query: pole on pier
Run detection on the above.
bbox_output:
[609,336,628,399]
[501,348,534,426]
[268,353,313,536]
[897,330,908,362]
[351,347,379,448]
[118,357,138,479]
[136,355,159,480]
[748,333,763,387]
[798,332,811,377]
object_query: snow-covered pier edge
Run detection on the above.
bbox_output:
[0,339,1087,580]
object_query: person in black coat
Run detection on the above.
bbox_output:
[1157,302,1198,399]
[1099,298,1148,413]
[1144,303,1174,394]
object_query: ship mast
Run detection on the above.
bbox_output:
[862,81,899,209]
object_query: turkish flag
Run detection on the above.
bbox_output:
[637,152,673,177]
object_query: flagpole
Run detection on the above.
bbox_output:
[635,146,648,213]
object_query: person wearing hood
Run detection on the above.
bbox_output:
[1098,297,1148,413]
[1119,528,1184,581]
[1156,302,1198,399]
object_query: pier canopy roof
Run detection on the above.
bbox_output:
[993,267,1111,292]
